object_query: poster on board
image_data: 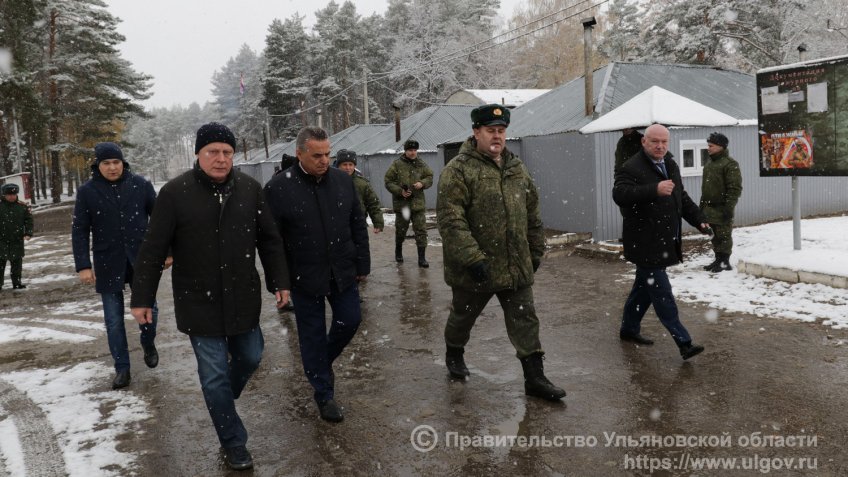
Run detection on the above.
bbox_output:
[757,54,848,176]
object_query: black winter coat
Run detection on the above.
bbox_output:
[613,150,706,268]
[264,165,370,296]
[130,164,290,337]
[72,170,155,293]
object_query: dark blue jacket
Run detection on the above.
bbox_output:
[72,170,156,293]
[264,164,370,296]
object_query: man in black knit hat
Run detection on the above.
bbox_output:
[73,142,162,390]
[131,122,290,471]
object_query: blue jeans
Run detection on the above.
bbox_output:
[189,326,264,449]
[101,291,158,372]
[621,267,692,346]
[292,282,362,402]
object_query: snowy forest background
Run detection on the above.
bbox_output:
[0,0,847,202]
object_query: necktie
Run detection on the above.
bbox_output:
[656,161,668,178]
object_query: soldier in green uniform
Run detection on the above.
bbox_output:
[384,139,433,267]
[335,149,384,233]
[700,132,742,273]
[0,183,33,290]
[437,104,565,402]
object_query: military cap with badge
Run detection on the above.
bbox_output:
[471,104,510,128]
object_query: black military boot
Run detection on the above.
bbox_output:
[714,253,732,272]
[395,240,404,263]
[445,347,470,379]
[519,353,566,401]
[702,254,720,271]
[417,246,429,268]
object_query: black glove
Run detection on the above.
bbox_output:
[468,261,490,283]
[699,224,714,236]
[532,258,541,273]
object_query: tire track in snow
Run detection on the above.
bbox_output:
[0,378,67,476]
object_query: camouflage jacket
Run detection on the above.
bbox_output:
[353,174,384,229]
[437,139,544,292]
[384,154,433,212]
[700,149,742,225]
[0,199,33,259]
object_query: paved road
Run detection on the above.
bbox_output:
[2,216,847,476]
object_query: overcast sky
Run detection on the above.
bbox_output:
[104,0,526,109]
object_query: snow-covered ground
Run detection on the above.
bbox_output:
[0,235,151,476]
[666,215,848,329]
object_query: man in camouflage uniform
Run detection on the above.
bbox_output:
[0,183,33,290]
[335,149,384,233]
[437,104,565,402]
[384,139,433,267]
[700,132,742,273]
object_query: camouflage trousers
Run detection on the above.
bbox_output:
[709,222,734,255]
[444,286,543,359]
[395,209,428,248]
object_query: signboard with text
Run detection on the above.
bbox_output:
[756,54,848,176]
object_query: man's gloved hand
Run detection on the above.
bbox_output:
[532,258,541,273]
[468,261,491,283]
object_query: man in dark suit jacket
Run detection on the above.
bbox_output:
[72,142,162,389]
[264,126,370,423]
[612,124,710,360]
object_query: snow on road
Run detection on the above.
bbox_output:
[0,363,151,477]
[667,216,848,328]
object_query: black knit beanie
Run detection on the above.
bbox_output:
[195,122,237,154]
[94,142,124,165]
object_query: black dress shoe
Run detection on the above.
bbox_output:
[223,445,253,471]
[143,343,159,368]
[112,370,131,389]
[619,331,654,345]
[12,283,26,289]
[680,343,705,360]
[317,399,344,422]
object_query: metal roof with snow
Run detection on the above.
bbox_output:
[446,89,550,107]
[237,123,390,164]
[579,86,739,134]
[349,104,475,155]
[500,62,757,139]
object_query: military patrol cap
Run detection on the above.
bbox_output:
[1,183,19,195]
[403,139,419,151]
[471,104,510,128]
[335,149,357,165]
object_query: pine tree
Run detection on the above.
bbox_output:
[262,16,312,141]
[210,44,266,149]
[597,0,643,62]
[37,0,150,202]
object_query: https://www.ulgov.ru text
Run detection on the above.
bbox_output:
[624,453,818,473]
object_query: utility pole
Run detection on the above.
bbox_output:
[792,44,807,251]
[363,70,370,125]
[11,106,23,173]
[581,17,597,118]
[264,110,271,158]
